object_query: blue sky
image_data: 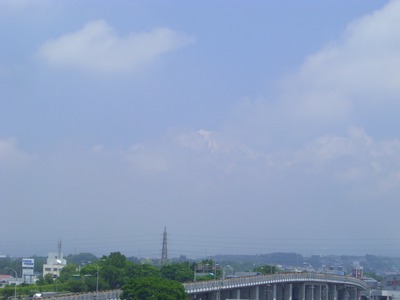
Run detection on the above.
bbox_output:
[1,0,400,258]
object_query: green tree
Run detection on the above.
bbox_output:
[161,262,193,283]
[121,277,187,300]
[59,263,79,283]
[126,264,160,280]
[66,253,98,266]
[200,259,214,267]
[43,273,54,284]
[103,252,128,268]
[80,263,98,277]
[127,256,140,264]
[101,252,129,289]
[65,277,88,293]
[81,262,109,291]
[253,265,277,274]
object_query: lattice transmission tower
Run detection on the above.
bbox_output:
[161,227,168,264]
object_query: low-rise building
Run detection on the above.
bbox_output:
[42,252,67,278]
[0,275,12,288]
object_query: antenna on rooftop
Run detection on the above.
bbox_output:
[58,239,62,259]
[161,227,168,264]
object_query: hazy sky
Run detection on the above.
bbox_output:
[1,0,400,259]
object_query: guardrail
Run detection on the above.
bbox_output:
[38,290,122,300]
[183,273,369,294]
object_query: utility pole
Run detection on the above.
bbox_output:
[96,264,99,295]
[161,227,168,264]
[5,267,17,300]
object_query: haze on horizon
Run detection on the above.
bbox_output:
[2,0,400,259]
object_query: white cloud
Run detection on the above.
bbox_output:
[223,1,400,152]
[282,0,400,122]
[276,126,400,201]
[295,127,374,169]
[37,20,195,72]
[71,1,400,214]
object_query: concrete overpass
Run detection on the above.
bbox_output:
[34,273,369,300]
[183,272,369,300]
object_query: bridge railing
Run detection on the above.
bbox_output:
[183,272,369,294]
[39,290,122,300]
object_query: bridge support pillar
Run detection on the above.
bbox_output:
[211,290,222,300]
[322,285,329,300]
[276,284,284,300]
[314,285,321,300]
[328,284,338,300]
[299,283,306,300]
[217,289,221,300]
[306,284,315,300]
[250,285,259,300]
[317,284,327,300]
[284,283,293,300]
[356,288,361,300]
[355,287,361,300]
[338,286,349,300]
[258,285,267,300]
[271,283,277,300]
[233,288,241,299]
[264,284,273,300]
[345,286,360,300]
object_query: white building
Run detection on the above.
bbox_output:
[42,252,67,278]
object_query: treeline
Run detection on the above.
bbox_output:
[0,252,278,300]
[0,252,197,300]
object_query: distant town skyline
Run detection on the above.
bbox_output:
[2,1,400,258]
